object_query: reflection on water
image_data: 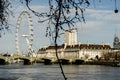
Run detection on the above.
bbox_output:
[0,63,120,80]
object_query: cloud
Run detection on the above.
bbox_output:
[75,8,120,46]
[85,9,120,21]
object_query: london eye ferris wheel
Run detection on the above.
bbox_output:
[15,11,34,55]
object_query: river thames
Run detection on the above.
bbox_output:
[0,63,120,80]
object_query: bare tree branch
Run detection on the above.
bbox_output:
[0,0,12,37]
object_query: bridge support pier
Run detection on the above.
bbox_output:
[0,59,9,65]
[23,59,34,65]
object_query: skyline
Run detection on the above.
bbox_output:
[0,0,120,54]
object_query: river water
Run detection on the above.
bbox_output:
[0,63,120,80]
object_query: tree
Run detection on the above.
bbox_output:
[0,0,12,37]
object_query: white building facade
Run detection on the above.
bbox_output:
[64,28,77,45]
[37,43,111,61]
[37,28,111,61]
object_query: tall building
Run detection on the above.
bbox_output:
[64,28,77,45]
[113,33,120,49]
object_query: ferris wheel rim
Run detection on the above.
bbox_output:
[15,11,34,54]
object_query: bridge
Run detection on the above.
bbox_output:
[19,56,36,65]
[0,53,85,65]
[42,57,85,65]
[0,54,37,65]
[0,56,11,65]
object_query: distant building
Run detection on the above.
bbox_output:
[37,43,111,60]
[64,28,77,45]
[37,28,111,60]
[113,33,120,49]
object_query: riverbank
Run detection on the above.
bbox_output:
[36,58,120,67]
[83,61,120,67]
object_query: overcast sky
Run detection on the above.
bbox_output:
[0,0,120,54]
